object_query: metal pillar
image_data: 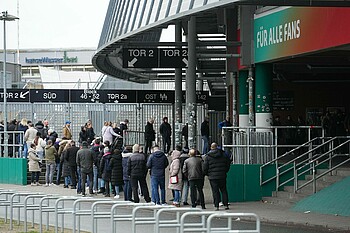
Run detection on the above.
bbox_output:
[186,16,197,150]
[174,22,183,147]
[2,15,8,157]
[239,70,249,127]
[247,67,254,126]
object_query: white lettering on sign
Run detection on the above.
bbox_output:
[145,94,157,100]
[256,19,301,49]
[107,93,128,100]
[43,92,57,100]
[162,49,181,57]
[128,49,154,57]
[0,91,29,99]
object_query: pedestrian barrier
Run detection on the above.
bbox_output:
[0,190,15,223]
[54,196,81,233]
[131,205,175,233]
[39,195,62,233]
[154,207,203,233]
[9,192,42,230]
[180,211,225,232]
[110,202,154,232]
[91,200,130,233]
[23,194,52,232]
[206,213,260,233]
[72,198,111,233]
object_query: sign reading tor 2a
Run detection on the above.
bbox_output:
[122,48,158,68]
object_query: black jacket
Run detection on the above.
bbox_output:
[159,122,171,138]
[100,152,112,181]
[127,153,148,178]
[110,152,123,186]
[76,148,95,173]
[183,156,204,181]
[201,120,209,137]
[65,146,79,166]
[145,122,155,141]
[147,150,169,177]
[203,148,231,180]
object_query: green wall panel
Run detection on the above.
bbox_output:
[227,164,245,202]
[0,158,27,185]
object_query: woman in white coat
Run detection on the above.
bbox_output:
[102,121,119,144]
[168,148,183,207]
[32,132,46,159]
[28,143,41,186]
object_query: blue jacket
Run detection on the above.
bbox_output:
[147,150,169,177]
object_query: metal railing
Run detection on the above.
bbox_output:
[222,126,323,164]
[0,131,24,158]
[260,136,350,194]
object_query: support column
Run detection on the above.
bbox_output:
[239,70,249,127]
[248,67,255,126]
[255,64,273,130]
[186,16,197,149]
[174,22,183,147]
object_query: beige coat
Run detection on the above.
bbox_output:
[28,148,41,172]
[168,150,183,191]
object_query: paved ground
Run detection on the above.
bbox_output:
[0,183,349,232]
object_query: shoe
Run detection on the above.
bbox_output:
[36,182,41,186]
[114,195,120,199]
[45,183,49,187]
[201,206,206,210]
[77,191,82,194]
[104,194,110,197]
[183,202,189,206]
[169,198,174,201]
[219,202,224,207]
[71,186,76,189]
[215,207,220,211]
[161,203,168,206]
[31,182,35,186]
[63,185,68,188]
[82,193,86,197]
[225,206,229,210]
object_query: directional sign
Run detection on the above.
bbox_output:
[159,48,188,68]
[70,89,102,103]
[101,90,137,103]
[122,48,158,68]
[0,89,30,102]
[29,89,69,102]
[137,90,175,103]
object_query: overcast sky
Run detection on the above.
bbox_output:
[1,0,109,49]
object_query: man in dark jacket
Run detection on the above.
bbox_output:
[183,149,206,209]
[147,145,169,205]
[201,117,210,154]
[144,118,156,154]
[35,120,48,140]
[76,141,95,196]
[65,141,80,190]
[159,116,171,154]
[203,142,231,210]
[127,144,151,203]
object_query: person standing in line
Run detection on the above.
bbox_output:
[147,145,169,205]
[76,141,95,196]
[179,147,190,205]
[110,149,124,199]
[33,132,46,160]
[85,120,95,144]
[127,144,151,203]
[144,118,156,154]
[63,121,72,140]
[122,146,133,201]
[65,141,80,191]
[181,123,188,149]
[44,140,57,186]
[61,142,72,188]
[201,117,210,154]
[100,147,112,197]
[183,149,206,209]
[203,142,231,211]
[79,126,88,145]
[24,123,38,159]
[119,119,129,135]
[168,145,183,207]
[17,118,29,158]
[160,117,172,154]
[28,143,41,186]
[102,121,120,145]
[90,138,102,193]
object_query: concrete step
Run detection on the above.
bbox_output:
[272,190,308,200]
[305,174,345,183]
[262,196,296,207]
[284,185,322,195]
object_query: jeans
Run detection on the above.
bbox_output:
[56,162,62,185]
[173,190,181,203]
[98,178,105,190]
[202,136,209,154]
[123,180,132,201]
[31,171,40,183]
[93,165,98,191]
[45,161,56,184]
[64,176,71,186]
[23,143,28,159]
[37,150,44,160]
[77,167,82,193]
[181,179,189,203]
[115,185,120,195]
[150,176,166,204]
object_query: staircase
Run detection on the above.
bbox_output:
[261,136,350,207]
[263,167,350,207]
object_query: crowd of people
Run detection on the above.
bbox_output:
[15,116,232,210]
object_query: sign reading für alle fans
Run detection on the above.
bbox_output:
[122,48,188,68]
[0,89,208,104]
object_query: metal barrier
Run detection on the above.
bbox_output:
[0,190,15,223]
[207,213,260,233]
[131,205,175,233]
[0,131,24,158]
[154,207,203,233]
[54,196,81,233]
[180,211,219,232]
[110,202,154,232]
[39,195,62,233]
[72,198,111,233]
[9,192,42,230]
[23,194,51,232]
[91,200,130,233]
